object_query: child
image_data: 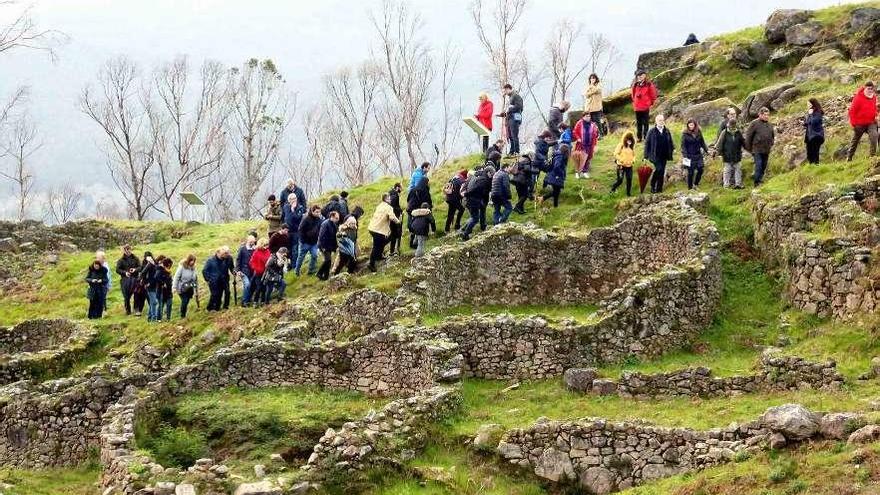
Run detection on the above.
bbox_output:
[559,122,573,147]
[410,202,436,257]
[543,143,570,207]
[611,132,636,196]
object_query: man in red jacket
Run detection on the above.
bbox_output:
[847,81,879,161]
[631,70,658,143]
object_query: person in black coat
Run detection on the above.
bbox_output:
[684,33,699,46]
[543,144,569,207]
[501,84,524,155]
[546,101,570,138]
[140,254,160,321]
[296,205,323,276]
[444,171,467,233]
[406,177,432,250]
[321,195,344,219]
[485,139,504,160]
[279,179,307,210]
[282,195,305,257]
[85,259,109,319]
[387,183,404,256]
[202,247,231,311]
[316,211,340,281]
[804,98,825,164]
[680,119,708,190]
[156,257,174,321]
[461,166,494,241]
[115,245,140,316]
[512,153,533,214]
[644,114,675,193]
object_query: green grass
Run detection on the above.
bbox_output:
[0,464,100,495]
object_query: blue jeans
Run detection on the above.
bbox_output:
[146,290,159,322]
[179,293,192,317]
[240,274,253,305]
[159,296,172,321]
[753,152,769,186]
[295,243,319,276]
[492,198,512,224]
[462,205,482,239]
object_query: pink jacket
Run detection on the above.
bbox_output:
[573,119,599,157]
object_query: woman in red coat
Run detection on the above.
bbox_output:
[475,92,494,152]
[248,238,271,307]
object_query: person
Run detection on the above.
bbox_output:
[409,162,430,190]
[269,226,290,254]
[491,162,513,224]
[804,98,826,164]
[558,122,573,147]
[321,195,343,219]
[279,179,307,211]
[547,100,570,138]
[461,165,493,241]
[681,119,709,190]
[443,170,467,233]
[717,120,746,189]
[95,250,111,313]
[475,92,494,152]
[202,247,231,312]
[486,139,504,160]
[140,253,159,322]
[338,191,351,218]
[387,183,404,256]
[156,257,174,321]
[847,81,878,161]
[476,158,495,231]
[573,113,599,179]
[262,247,289,303]
[367,194,401,272]
[543,144,569,207]
[316,211,340,281]
[334,214,359,275]
[407,177,432,250]
[131,251,153,316]
[115,245,140,316]
[173,254,198,318]
[410,202,435,257]
[282,194,304,257]
[532,130,553,194]
[221,249,235,309]
[744,107,775,187]
[500,83,524,155]
[235,235,256,306]
[631,70,658,142]
[265,195,282,237]
[85,259,108,319]
[718,107,738,136]
[684,33,700,45]
[512,152,534,213]
[248,238,271,306]
[583,74,604,137]
[644,114,675,193]
[296,205,322,276]
[611,131,636,196]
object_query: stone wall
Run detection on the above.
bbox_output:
[279,289,410,342]
[0,219,165,253]
[0,319,98,385]
[403,200,719,313]
[497,404,864,494]
[753,175,880,318]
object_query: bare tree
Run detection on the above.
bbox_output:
[227,58,290,219]
[545,19,587,104]
[150,57,230,220]
[296,104,331,197]
[0,86,27,130]
[370,0,433,174]
[323,62,382,187]
[81,57,159,220]
[470,0,528,90]
[0,1,67,61]
[587,33,621,87]
[1,114,39,220]
[435,43,463,167]
[46,183,82,224]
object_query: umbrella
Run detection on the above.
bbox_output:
[637,163,653,193]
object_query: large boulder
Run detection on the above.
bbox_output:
[534,448,575,482]
[820,412,866,440]
[683,98,739,128]
[579,466,615,495]
[765,9,813,44]
[472,423,505,450]
[655,87,725,120]
[849,20,880,59]
[233,481,282,495]
[729,42,771,69]
[636,43,709,75]
[564,368,598,392]
[741,82,795,118]
[761,404,820,441]
[600,89,632,117]
[849,7,880,32]
[848,424,880,445]
[793,49,860,84]
[768,46,808,67]
[784,21,823,46]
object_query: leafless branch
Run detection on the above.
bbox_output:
[0,1,68,62]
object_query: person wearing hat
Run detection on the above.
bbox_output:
[475,92,494,152]
[631,70,658,142]
[115,244,140,316]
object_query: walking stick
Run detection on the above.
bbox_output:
[195,288,200,310]
[233,277,239,306]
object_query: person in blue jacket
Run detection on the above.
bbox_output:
[409,162,430,190]
[202,246,231,311]
[279,178,307,209]
[316,211,340,281]
[543,143,569,207]
[282,194,305,257]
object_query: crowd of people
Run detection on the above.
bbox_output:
[83,64,880,319]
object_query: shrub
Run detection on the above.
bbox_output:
[148,426,209,468]
[768,456,796,483]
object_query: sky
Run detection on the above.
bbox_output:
[0,0,855,217]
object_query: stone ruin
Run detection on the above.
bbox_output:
[753,174,880,318]
[0,319,98,385]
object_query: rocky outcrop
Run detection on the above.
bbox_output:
[729,41,770,69]
[636,43,711,76]
[793,49,861,84]
[0,319,98,385]
[0,220,164,253]
[682,98,738,128]
[765,9,813,44]
[279,289,410,342]
[741,82,796,118]
[654,88,725,120]
[498,404,872,493]
[784,21,823,46]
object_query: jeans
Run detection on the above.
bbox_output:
[507,118,521,154]
[179,292,192,317]
[240,274,253,306]
[160,296,172,321]
[847,123,878,161]
[295,243,319,276]
[462,205,482,239]
[806,136,824,164]
[650,160,667,193]
[445,202,464,232]
[369,231,387,270]
[635,110,650,141]
[317,249,334,280]
[686,156,704,189]
[88,286,105,319]
[262,280,279,304]
[723,162,743,188]
[753,152,769,186]
[146,290,159,321]
[611,166,633,196]
[492,198,512,224]
[414,235,428,257]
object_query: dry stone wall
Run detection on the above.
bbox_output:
[753,175,880,318]
[0,319,98,385]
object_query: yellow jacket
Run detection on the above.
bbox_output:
[368,201,400,237]
[614,132,636,167]
[583,82,603,113]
